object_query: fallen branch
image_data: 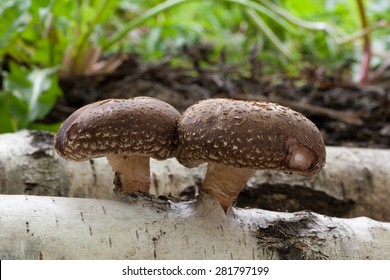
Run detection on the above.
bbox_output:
[244,146,390,221]
[0,130,117,200]
[1,130,389,221]
[233,94,364,125]
[1,194,389,260]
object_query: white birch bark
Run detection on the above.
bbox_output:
[0,194,389,260]
[1,130,389,221]
[0,130,204,200]
[245,146,390,221]
[0,130,116,199]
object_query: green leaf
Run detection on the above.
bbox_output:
[2,62,32,105]
[27,67,61,123]
[2,62,61,128]
[28,122,61,132]
[0,91,17,133]
[0,0,31,50]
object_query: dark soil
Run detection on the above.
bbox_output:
[49,52,390,149]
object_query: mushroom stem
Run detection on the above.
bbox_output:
[106,154,150,194]
[202,163,256,211]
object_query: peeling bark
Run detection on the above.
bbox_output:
[0,194,389,260]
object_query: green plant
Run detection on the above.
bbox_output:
[1,0,390,133]
[107,0,390,79]
[0,0,125,132]
[1,62,61,132]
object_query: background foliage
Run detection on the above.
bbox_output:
[0,0,389,133]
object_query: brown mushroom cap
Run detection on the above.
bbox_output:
[177,98,325,176]
[54,97,181,194]
[54,97,181,161]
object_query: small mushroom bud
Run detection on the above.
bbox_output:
[54,97,181,194]
[176,98,326,211]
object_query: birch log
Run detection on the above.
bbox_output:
[243,146,390,221]
[0,194,389,260]
[0,130,203,200]
[1,130,390,221]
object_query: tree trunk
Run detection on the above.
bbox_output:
[1,194,389,260]
[1,130,389,221]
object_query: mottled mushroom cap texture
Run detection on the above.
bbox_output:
[176,98,326,176]
[54,97,181,161]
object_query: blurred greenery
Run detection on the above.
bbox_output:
[0,0,389,133]
[2,62,61,132]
